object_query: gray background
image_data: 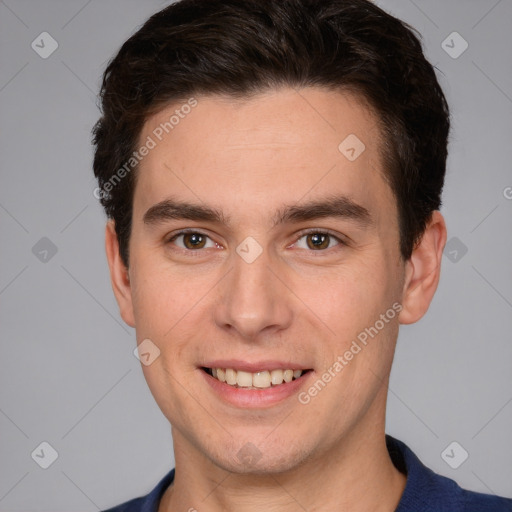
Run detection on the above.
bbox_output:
[0,0,511,510]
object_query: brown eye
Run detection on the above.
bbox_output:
[293,231,343,252]
[182,233,206,249]
[169,231,215,250]
[306,233,330,250]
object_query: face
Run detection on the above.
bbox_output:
[111,87,412,473]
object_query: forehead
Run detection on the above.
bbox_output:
[133,87,394,226]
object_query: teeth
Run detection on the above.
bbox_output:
[208,367,305,388]
[253,371,271,388]
[270,369,284,385]
[225,368,237,386]
[236,370,253,387]
[283,369,293,383]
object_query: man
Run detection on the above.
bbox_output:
[93,0,512,510]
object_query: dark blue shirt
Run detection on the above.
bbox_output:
[103,435,512,511]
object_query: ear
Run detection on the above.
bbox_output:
[398,210,447,325]
[105,220,136,328]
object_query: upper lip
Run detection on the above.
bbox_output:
[202,360,312,373]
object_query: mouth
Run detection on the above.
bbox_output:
[201,367,312,389]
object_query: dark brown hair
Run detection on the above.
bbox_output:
[92,0,450,267]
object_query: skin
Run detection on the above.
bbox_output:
[105,87,447,511]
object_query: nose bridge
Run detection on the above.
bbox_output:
[214,242,293,339]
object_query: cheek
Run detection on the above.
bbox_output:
[129,257,215,374]
[130,275,168,336]
[292,257,394,341]
[129,256,196,336]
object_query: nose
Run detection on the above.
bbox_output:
[213,243,294,342]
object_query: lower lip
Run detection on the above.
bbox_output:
[201,369,313,408]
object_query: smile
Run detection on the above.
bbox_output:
[202,367,311,389]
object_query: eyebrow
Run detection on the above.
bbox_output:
[142,195,373,229]
[143,199,229,226]
[272,195,373,228]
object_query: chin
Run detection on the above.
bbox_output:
[205,436,313,476]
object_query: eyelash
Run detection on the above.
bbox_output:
[165,228,347,255]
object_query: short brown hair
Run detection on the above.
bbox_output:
[92,0,450,267]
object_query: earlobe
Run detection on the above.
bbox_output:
[105,220,136,328]
[398,211,447,325]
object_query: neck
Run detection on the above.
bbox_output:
[159,391,406,512]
